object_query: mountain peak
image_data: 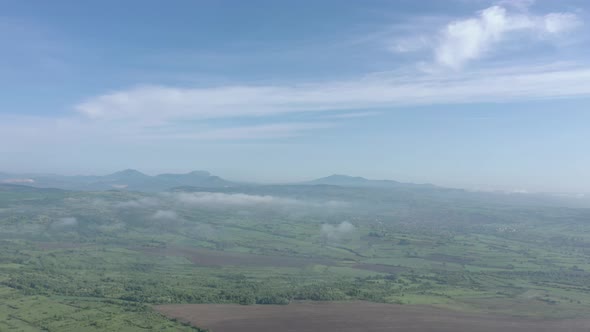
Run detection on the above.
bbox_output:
[324,174,368,181]
[108,169,148,177]
[306,174,414,188]
[306,174,370,186]
[188,170,211,177]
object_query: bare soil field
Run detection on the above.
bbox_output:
[155,301,590,332]
[138,246,407,275]
[351,263,407,274]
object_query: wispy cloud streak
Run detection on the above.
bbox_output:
[76,63,590,122]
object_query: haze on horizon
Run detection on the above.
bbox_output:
[1,0,590,193]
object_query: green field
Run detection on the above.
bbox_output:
[1,184,589,331]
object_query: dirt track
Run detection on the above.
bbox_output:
[155,301,590,332]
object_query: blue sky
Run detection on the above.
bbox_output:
[1,0,590,192]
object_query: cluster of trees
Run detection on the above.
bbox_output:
[5,268,421,306]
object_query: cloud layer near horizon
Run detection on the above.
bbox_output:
[112,192,347,211]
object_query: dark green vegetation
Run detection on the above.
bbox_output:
[0,179,589,331]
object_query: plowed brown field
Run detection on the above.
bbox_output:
[155,301,590,332]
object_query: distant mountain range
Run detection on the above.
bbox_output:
[305,174,436,189]
[0,169,442,191]
[0,169,234,192]
[1,170,589,208]
[0,170,436,192]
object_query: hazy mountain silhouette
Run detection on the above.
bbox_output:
[305,174,435,188]
[0,169,235,191]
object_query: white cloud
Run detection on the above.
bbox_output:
[151,209,178,220]
[320,221,356,240]
[0,61,589,152]
[1,178,35,184]
[173,192,300,207]
[54,217,78,227]
[115,197,161,208]
[72,63,590,124]
[171,192,347,210]
[543,13,582,34]
[433,5,582,68]
[144,122,334,140]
